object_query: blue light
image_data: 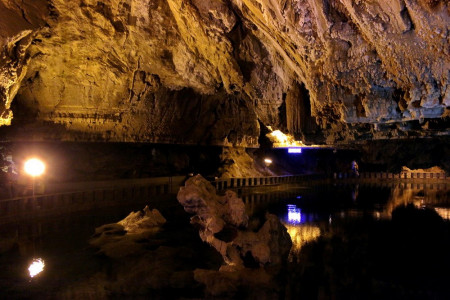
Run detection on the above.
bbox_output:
[287,204,302,224]
[288,148,302,154]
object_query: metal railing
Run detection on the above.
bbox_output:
[0,183,169,223]
[211,174,325,190]
[335,172,447,180]
[1,171,448,223]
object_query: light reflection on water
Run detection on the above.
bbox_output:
[28,258,45,278]
[434,207,450,220]
[241,183,449,261]
[284,223,321,260]
[287,204,301,223]
[0,183,447,298]
[283,204,321,260]
[242,183,449,222]
[385,185,449,218]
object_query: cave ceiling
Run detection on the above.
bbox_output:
[0,0,449,146]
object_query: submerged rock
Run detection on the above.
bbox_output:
[85,201,223,298]
[194,265,277,298]
[90,205,166,258]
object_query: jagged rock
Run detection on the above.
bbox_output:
[177,175,292,297]
[0,0,448,143]
[177,175,248,245]
[90,205,166,258]
[177,174,291,267]
[218,147,274,178]
[118,205,166,233]
[400,165,446,174]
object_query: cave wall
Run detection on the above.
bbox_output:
[11,87,259,146]
[359,137,450,173]
[0,0,448,145]
[4,142,224,182]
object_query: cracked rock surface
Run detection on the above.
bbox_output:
[0,0,448,144]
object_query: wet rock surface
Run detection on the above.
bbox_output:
[90,205,166,258]
[87,201,223,298]
[177,174,292,297]
[0,0,448,144]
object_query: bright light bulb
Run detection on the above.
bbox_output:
[28,258,45,277]
[264,158,272,166]
[24,158,45,177]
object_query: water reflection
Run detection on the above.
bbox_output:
[241,183,449,264]
[351,184,359,202]
[283,204,321,260]
[28,258,45,278]
[434,207,450,220]
[284,223,321,260]
[386,185,449,218]
[287,204,301,223]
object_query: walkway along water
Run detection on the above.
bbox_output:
[0,172,448,225]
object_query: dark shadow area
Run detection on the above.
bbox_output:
[0,142,223,184]
[285,204,450,300]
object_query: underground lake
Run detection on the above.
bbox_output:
[0,180,448,299]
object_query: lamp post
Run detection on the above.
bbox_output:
[24,158,45,198]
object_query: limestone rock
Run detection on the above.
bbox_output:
[90,205,166,258]
[177,174,248,234]
[177,174,292,297]
[118,205,166,233]
[0,0,448,144]
[400,165,446,174]
[218,147,274,178]
[177,174,291,267]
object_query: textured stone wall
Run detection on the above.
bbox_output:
[0,0,448,144]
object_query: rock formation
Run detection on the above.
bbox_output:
[177,174,292,297]
[90,205,166,258]
[87,203,226,297]
[0,0,448,144]
[217,147,275,178]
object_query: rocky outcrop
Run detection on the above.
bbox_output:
[0,0,49,125]
[177,175,292,267]
[0,0,448,144]
[217,147,274,178]
[177,174,292,297]
[90,205,166,258]
[86,202,225,298]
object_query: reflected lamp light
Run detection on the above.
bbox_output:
[287,204,302,223]
[28,258,45,278]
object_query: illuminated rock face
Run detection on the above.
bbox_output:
[0,0,449,144]
[177,175,292,267]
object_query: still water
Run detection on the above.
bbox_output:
[0,182,449,299]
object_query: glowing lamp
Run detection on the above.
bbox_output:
[28,258,45,278]
[24,158,45,177]
[264,158,273,166]
[288,148,302,154]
